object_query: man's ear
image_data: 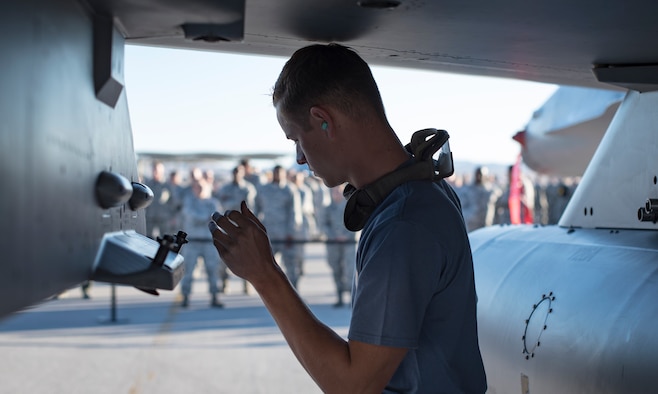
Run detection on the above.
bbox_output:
[309,106,333,135]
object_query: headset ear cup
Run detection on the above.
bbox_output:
[343,190,380,232]
[344,192,361,232]
[343,183,368,231]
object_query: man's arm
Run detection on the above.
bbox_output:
[209,202,407,393]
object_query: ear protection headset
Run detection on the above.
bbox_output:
[343,128,454,231]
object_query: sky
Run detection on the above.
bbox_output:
[124,45,558,170]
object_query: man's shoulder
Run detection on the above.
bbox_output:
[390,179,460,208]
[366,180,464,234]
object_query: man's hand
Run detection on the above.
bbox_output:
[208,201,279,287]
[208,203,406,393]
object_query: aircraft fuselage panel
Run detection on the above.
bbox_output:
[0,0,143,318]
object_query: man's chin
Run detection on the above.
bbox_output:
[311,170,323,181]
[316,175,330,187]
[322,178,344,189]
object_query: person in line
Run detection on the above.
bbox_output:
[216,164,258,294]
[320,184,359,307]
[254,165,303,288]
[180,177,225,308]
[460,166,499,232]
[289,170,318,278]
[240,158,264,188]
[164,169,184,235]
[143,161,175,238]
[493,164,535,225]
[306,174,331,236]
[546,177,577,224]
[208,43,486,393]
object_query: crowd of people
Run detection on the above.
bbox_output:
[449,165,579,233]
[141,159,359,308]
[140,158,577,308]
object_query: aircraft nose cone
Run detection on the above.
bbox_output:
[513,130,527,146]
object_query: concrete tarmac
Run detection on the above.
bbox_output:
[0,244,351,394]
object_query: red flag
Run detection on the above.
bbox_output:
[508,153,534,224]
[508,154,522,224]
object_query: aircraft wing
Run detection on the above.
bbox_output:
[89,0,658,91]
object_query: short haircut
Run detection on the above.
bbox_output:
[272,43,386,129]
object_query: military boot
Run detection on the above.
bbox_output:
[210,293,224,308]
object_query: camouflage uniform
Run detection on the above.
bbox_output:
[460,183,498,232]
[307,177,331,234]
[534,182,549,225]
[143,178,176,238]
[217,179,257,212]
[179,189,225,306]
[320,187,359,307]
[216,177,257,293]
[256,180,302,287]
[493,187,511,225]
[164,179,184,235]
[290,178,317,278]
[546,180,574,224]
